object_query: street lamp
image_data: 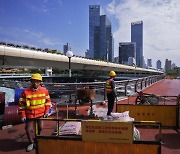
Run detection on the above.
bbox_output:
[66,50,73,109]
[66,50,73,77]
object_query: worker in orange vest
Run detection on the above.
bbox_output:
[106,71,117,117]
[18,73,51,152]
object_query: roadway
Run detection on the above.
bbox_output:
[0,45,163,75]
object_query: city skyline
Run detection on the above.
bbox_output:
[0,0,179,68]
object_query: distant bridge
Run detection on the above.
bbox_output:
[0,45,163,75]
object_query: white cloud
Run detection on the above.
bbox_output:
[0,27,62,48]
[42,38,60,46]
[106,0,180,67]
[23,29,62,46]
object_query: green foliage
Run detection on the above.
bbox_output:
[167,67,179,77]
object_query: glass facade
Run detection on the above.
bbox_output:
[131,21,143,67]
[165,59,171,73]
[100,15,113,61]
[89,5,100,59]
[147,59,152,68]
[89,5,113,62]
[119,42,136,64]
[63,43,71,55]
[156,60,162,69]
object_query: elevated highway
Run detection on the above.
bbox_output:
[0,45,163,75]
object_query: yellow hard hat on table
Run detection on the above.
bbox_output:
[31,73,42,81]
[109,71,116,77]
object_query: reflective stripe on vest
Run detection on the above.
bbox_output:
[26,99,46,106]
[106,79,112,93]
[26,93,46,98]
[25,93,46,107]
[106,79,116,93]
[26,104,45,109]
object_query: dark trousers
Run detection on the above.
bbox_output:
[107,93,115,115]
[25,118,43,143]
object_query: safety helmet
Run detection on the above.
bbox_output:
[31,73,42,81]
[109,71,116,77]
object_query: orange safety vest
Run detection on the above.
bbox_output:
[106,78,116,94]
[18,86,51,119]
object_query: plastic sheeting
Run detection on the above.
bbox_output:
[0,87,14,104]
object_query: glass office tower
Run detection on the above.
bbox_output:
[89,5,113,62]
[131,21,143,67]
[156,60,162,70]
[89,5,100,59]
[119,42,136,65]
[100,15,113,62]
[63,43,71,55]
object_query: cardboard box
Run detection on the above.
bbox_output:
[82,120,133,144]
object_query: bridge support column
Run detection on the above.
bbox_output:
[45,67,53,76]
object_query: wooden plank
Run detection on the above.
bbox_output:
[117,105,176,126]
[37,138,160,154]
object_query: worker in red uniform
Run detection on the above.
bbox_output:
[106,71,117,117]
[18,73,51,152]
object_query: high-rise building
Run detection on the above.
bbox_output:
[89,5,113,62]
[63,43,71,55]
[156,60,162,70]
[114,56,119,63]
[165,59,171,73]
[131,21,143,67]
[119,42,136,65]
[128,57,136,66]
[171,63,176,69]
[100,15,113,62]
[143,56,146,68]
[89,5,100,59]
[147,59,152,68]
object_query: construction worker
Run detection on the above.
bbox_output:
[106,71,117,117]
[18,73,51,152]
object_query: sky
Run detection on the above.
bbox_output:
[0,0,179,68]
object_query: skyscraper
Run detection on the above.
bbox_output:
[128,57,136,66]
[131,21,143,67]
[156,60,162,70]
[100,15,113,61]
[147,59,152,68]
[119,42,136,65]
[89,5,113,62]
[63,43,71,55]
[165,59,171,73]
[89,5,100,59]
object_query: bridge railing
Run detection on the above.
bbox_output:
[0,75,165,104]
[43,75,164,104]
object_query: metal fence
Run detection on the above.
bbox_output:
[0,75,164,104]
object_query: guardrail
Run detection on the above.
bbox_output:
[0,75,164,104]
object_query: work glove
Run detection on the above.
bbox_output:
[21,117,26,123]
[43,113,49,118]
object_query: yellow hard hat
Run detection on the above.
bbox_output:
[109,71,116,77]
[31,73,42,81]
